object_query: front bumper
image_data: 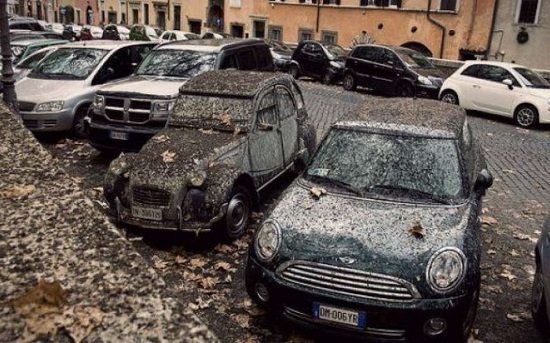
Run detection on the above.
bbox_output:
[88,120,163,152]
[20,108,74,132]
[246,256,474,342]
[415,84,441,99]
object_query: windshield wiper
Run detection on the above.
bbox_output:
[367,184,449,204]
[306,174,363,196]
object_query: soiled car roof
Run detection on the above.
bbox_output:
[59,40,150,50]
[158,38,265,53]
[180,70,292,98]
[337,97,466,139]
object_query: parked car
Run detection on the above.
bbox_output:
[289,40,347,85]
[440,61,550,128]
[48,23,65,35]
[201,31,232,39]
[103,70,316,239]
[16,41,156,136]
[532,215,550,337]
[8,18,44,31]
[264,38,293,72]
[14,46,59,81]
[88,38,275,153]
[159,30,200,43]
[80,25,104,40]
[10,39,68,64]
[343,44,446,98]
[129,24,159,41]
[102,24,130,40]
[10,30,64,41]
[246,98,493,343]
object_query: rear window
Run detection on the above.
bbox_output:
[237,49,256,70]
[255,46,274,70]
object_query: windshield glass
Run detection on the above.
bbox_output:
[29,48,108,80]
[305,129,464,203]
[397,50,435,69]
[324,44,346,59]
[136,49,217,78]
[514,67,550,88]
[17,49,50,68]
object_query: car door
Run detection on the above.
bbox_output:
[249,87,284,185]
[308,43,326,78]
[471,65,520,116]
[91,47,133,86]
[374,48,400,92]
[362,46,390,91]
[129,44,154,70]
[275,85,299,166]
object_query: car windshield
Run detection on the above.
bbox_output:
[397,50,435,69]
[17,49,50,69]
[324,44,346,59]
[29,48,108,80]
[514,67,550,89]
[305,129,464,203]
[136,49,217,78]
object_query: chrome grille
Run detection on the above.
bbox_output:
[104,96,152,124]
[132,187,171,207]
[18,101,35,111]
[278,261,420,303]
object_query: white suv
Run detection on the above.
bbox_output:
[439,61,550,128]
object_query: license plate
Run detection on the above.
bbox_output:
[132,206,162,221]
[313,303,366,328]
[109,131,129,140]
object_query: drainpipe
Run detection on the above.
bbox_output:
[316,0,321,33]
[427,0,446,59]
[466,0,477,47]
[487,0,500,59]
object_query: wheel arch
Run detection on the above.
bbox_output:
[234,173,260,210]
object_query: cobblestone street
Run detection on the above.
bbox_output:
[42,81,550,343]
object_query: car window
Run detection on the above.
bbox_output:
[30,47,108,80]
[363,47,384,64]
[382,49,399,66]
[220,54,238,69]
[478,65,519,85]
[276,86,296,120]
[461,65,480,77]
[161,32,170,40]
[136,49,217,78]
[237,49,257,70]
[513,67,550,89]
[352,47,365,59]
[129,44,153,66]
[256,89,278,130]
[255,46,272,70]
[17,49,49,68]
[93,47,132,84]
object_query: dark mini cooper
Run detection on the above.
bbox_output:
[532,216,550,337]
[103,70,316,239]
[246,98,493,342]
[289,40,347,85]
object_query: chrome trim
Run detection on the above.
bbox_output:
[277,260,421,302]
[103,96,153,124]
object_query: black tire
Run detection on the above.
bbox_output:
[396,82,415,97]
[322,71,333,85]
[72,105,91,139]
[223,185,252,240]
[342,73,357,91]
[514,104,539,129]
[460,287,480,343]
[532,264,549,334]
[441,90,460,106]
[289,65,300,79]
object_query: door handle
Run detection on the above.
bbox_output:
[473,85,481,89]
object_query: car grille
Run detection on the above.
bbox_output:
[132,187,171,207]
[278,261,420,303]
[103,96,152,124]
[18,101,35,111]
[23,119,57,129]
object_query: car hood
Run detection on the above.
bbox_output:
[130,127,246,189]
[16,77,88,103]
[414,67,447,80]
[97,75,188,99]
[270,180,475,282]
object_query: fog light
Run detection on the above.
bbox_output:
[424,317,447,336]
[255,283,269,303]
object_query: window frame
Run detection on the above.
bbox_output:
[298,29,313,42]
[269,25,283,42]
[438,0,459,11]
[515,0,541,25]
[321,30,338,45]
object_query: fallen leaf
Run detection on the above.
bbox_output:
[481,216,498,225]
[310,187,327,200]
[175,256,187,265]
[153,134,169,143]
[231,314,250,328]
[72,177,84,184]
[509,249,520,257]
[215,244,233,254]
[151,255,168,271]
[512,233,530,241]
[499,269,517,281]
[233,126,242,136]
[216,113,233,127]
[408,222,424,239]
[199,277,218,290]
[190,257,208,269]
[161,150,176,163]
[0,184,36,199]
[487,250,496,255]
[214,261,232,271]
[3,279,66,308]
[199,128,217,135]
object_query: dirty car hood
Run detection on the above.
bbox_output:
[270,179,474,281]
[97,75,188,99]
[16,77,88,103]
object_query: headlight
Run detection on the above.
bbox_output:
[329,61,341,69]
[255,220,282,262]
[417,75,433,85]
[35,101,64,112]
[151,99,176,119]
[93,95,104,114]
[426,247,466,293]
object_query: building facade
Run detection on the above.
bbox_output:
[488,0,550,69]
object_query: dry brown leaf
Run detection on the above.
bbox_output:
[190,257,208,269]
[151,255,169,271]
[499,269,517,281]
[233,126,242,136]
[175,255,187,265]
[153,134,169,143]
[4,279,67,309]
[199,128,217,135]
[481,216,498,225]
[214,261,232,271]
[408,222,424,239]
[487,250,496,255]
[217,113,233,127]
[509,249,520,257]
[310,187,327,200]
[0,184,36,199]
[72,177,84,184]
[506,313,523,322]
[161,150,176,163]
[231,314,250,329]
[215,244,234,254]
[199,277,218,290]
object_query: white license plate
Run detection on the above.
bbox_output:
[109,131,129,140]
[132,206,162,221]
[313,303,366,328]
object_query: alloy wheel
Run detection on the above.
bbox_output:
[515,106,537,128]
[441,91,459,105]
[225,188,251,239]
[343,74,356,91]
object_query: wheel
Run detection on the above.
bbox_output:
[532,263,549,334]
[396,82,415,97]
[72,105,91,139]
[224,185,252,240]
[514,104,539,128]
[289,65,300,79]
[441,90,460,105]
[322,71,333,85]
[342,73,357,91]
[460,287,479,343]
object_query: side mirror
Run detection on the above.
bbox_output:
[474,169,493,193]
[502,79,513,90]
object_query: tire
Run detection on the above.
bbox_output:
[460,287,480,343]
[514,104,539,129]
[289,65,300,79]
[322,71,333,85]
[72,105,91,139]
[223,185,252,240]
[396,82,415,97]
[532,264,549,334]
[342,73,357,91]
[441,90,460,106]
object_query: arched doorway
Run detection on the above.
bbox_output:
[208,0,224,32]
[60,6,75,24]
[401,42,433,57]
[86,5,93,25]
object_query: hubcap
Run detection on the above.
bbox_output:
[227,193,248,235]
[442,93,456,104]
[518,108,535,127]
[344,75,353,89]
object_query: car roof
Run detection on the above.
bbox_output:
[180,70,293,98]
[58,40,154,50]
[335,98,466,139]
[461,60,528,69]
[158,38,265,52]
[11,38,66,46]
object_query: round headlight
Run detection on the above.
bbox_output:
[426,248,466,293]
[255,220,282,262]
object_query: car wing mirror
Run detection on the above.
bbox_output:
[502,79,514,90]
[474,169,493,193]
